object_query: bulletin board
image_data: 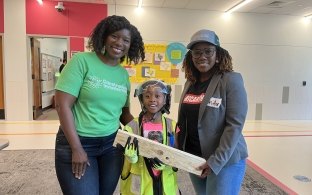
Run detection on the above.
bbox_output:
[123,43,187,84]
[41,53,61,92]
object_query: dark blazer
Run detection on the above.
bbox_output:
[177,72,248,175]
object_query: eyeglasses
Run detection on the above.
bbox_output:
[191,48,216,58]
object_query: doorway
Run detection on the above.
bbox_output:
[0,36,5,119]
[30,36,68,120]
[31,38,42,119]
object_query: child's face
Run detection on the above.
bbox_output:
[142,85,166,115]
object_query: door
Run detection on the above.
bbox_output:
[31,38,42,119]
[0,36,5,119]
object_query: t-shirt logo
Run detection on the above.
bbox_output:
[147,131,163,143]
[143,123,163,144]
[87,76,127,93]
[183,93,205,104]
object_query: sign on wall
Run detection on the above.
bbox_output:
[123,43,186,84]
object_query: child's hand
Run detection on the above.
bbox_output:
[116,136,131,153]
[150,157,166,170]
[125,137,139,163]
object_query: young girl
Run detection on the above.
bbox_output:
[120,79,179,195]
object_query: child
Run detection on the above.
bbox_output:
[120,79,179,195]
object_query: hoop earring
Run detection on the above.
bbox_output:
[101,47,106,55]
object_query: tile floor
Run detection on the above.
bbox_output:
[0,118,311,195]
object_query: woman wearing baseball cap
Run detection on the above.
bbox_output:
[177,29,248,195]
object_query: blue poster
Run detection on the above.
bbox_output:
[166,42,187,65]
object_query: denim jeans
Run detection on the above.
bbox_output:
[55,128,122,195]
[189,159,246,195]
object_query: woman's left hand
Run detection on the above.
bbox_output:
[196,162,212,178]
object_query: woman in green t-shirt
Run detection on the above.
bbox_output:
[54,15,145,195]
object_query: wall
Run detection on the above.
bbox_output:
[26,0,107,55]
[2,2,312,120]
[2,0,107,120]
[108,5,312,120]
[38,37,67,108]
[39,38,67,59]
[3,0,31,120]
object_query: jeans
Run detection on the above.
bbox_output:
[189,159,246,195]
[55,128,122,195]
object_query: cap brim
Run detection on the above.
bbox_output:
[186,40,217,49]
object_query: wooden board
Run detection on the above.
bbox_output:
[113,130,206,176]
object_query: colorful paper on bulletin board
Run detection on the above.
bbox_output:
[171,69,179,78]
[154,52,165,65]
[145,52,153,64]
[160,62,171,71]
[166,42,187,65]
[123,44,179,84]
[141,66,150,77]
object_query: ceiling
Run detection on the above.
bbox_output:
[53,0,312,17]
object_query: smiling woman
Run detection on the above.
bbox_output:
[53,15,145,195]
[100,29,132,65]
[177,29,248,195]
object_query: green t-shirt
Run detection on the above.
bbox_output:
[55,52,130,137]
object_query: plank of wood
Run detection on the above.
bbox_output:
[113,130,206,176]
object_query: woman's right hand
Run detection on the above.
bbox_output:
[196,161,212,178]
[55,91,90,179]
[71,147,90,179]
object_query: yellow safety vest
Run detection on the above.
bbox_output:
[120,115,179,195]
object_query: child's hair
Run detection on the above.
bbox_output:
[134,79,171,114]
[87,15,145,64]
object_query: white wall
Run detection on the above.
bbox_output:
[2,3,311,121]
[39,38,67,60]
[3,0,32,121]
[108,5,312,120]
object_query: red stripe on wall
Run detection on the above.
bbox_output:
[26,0,68,36]
[70,37,85,55]
[67,3,107,37]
